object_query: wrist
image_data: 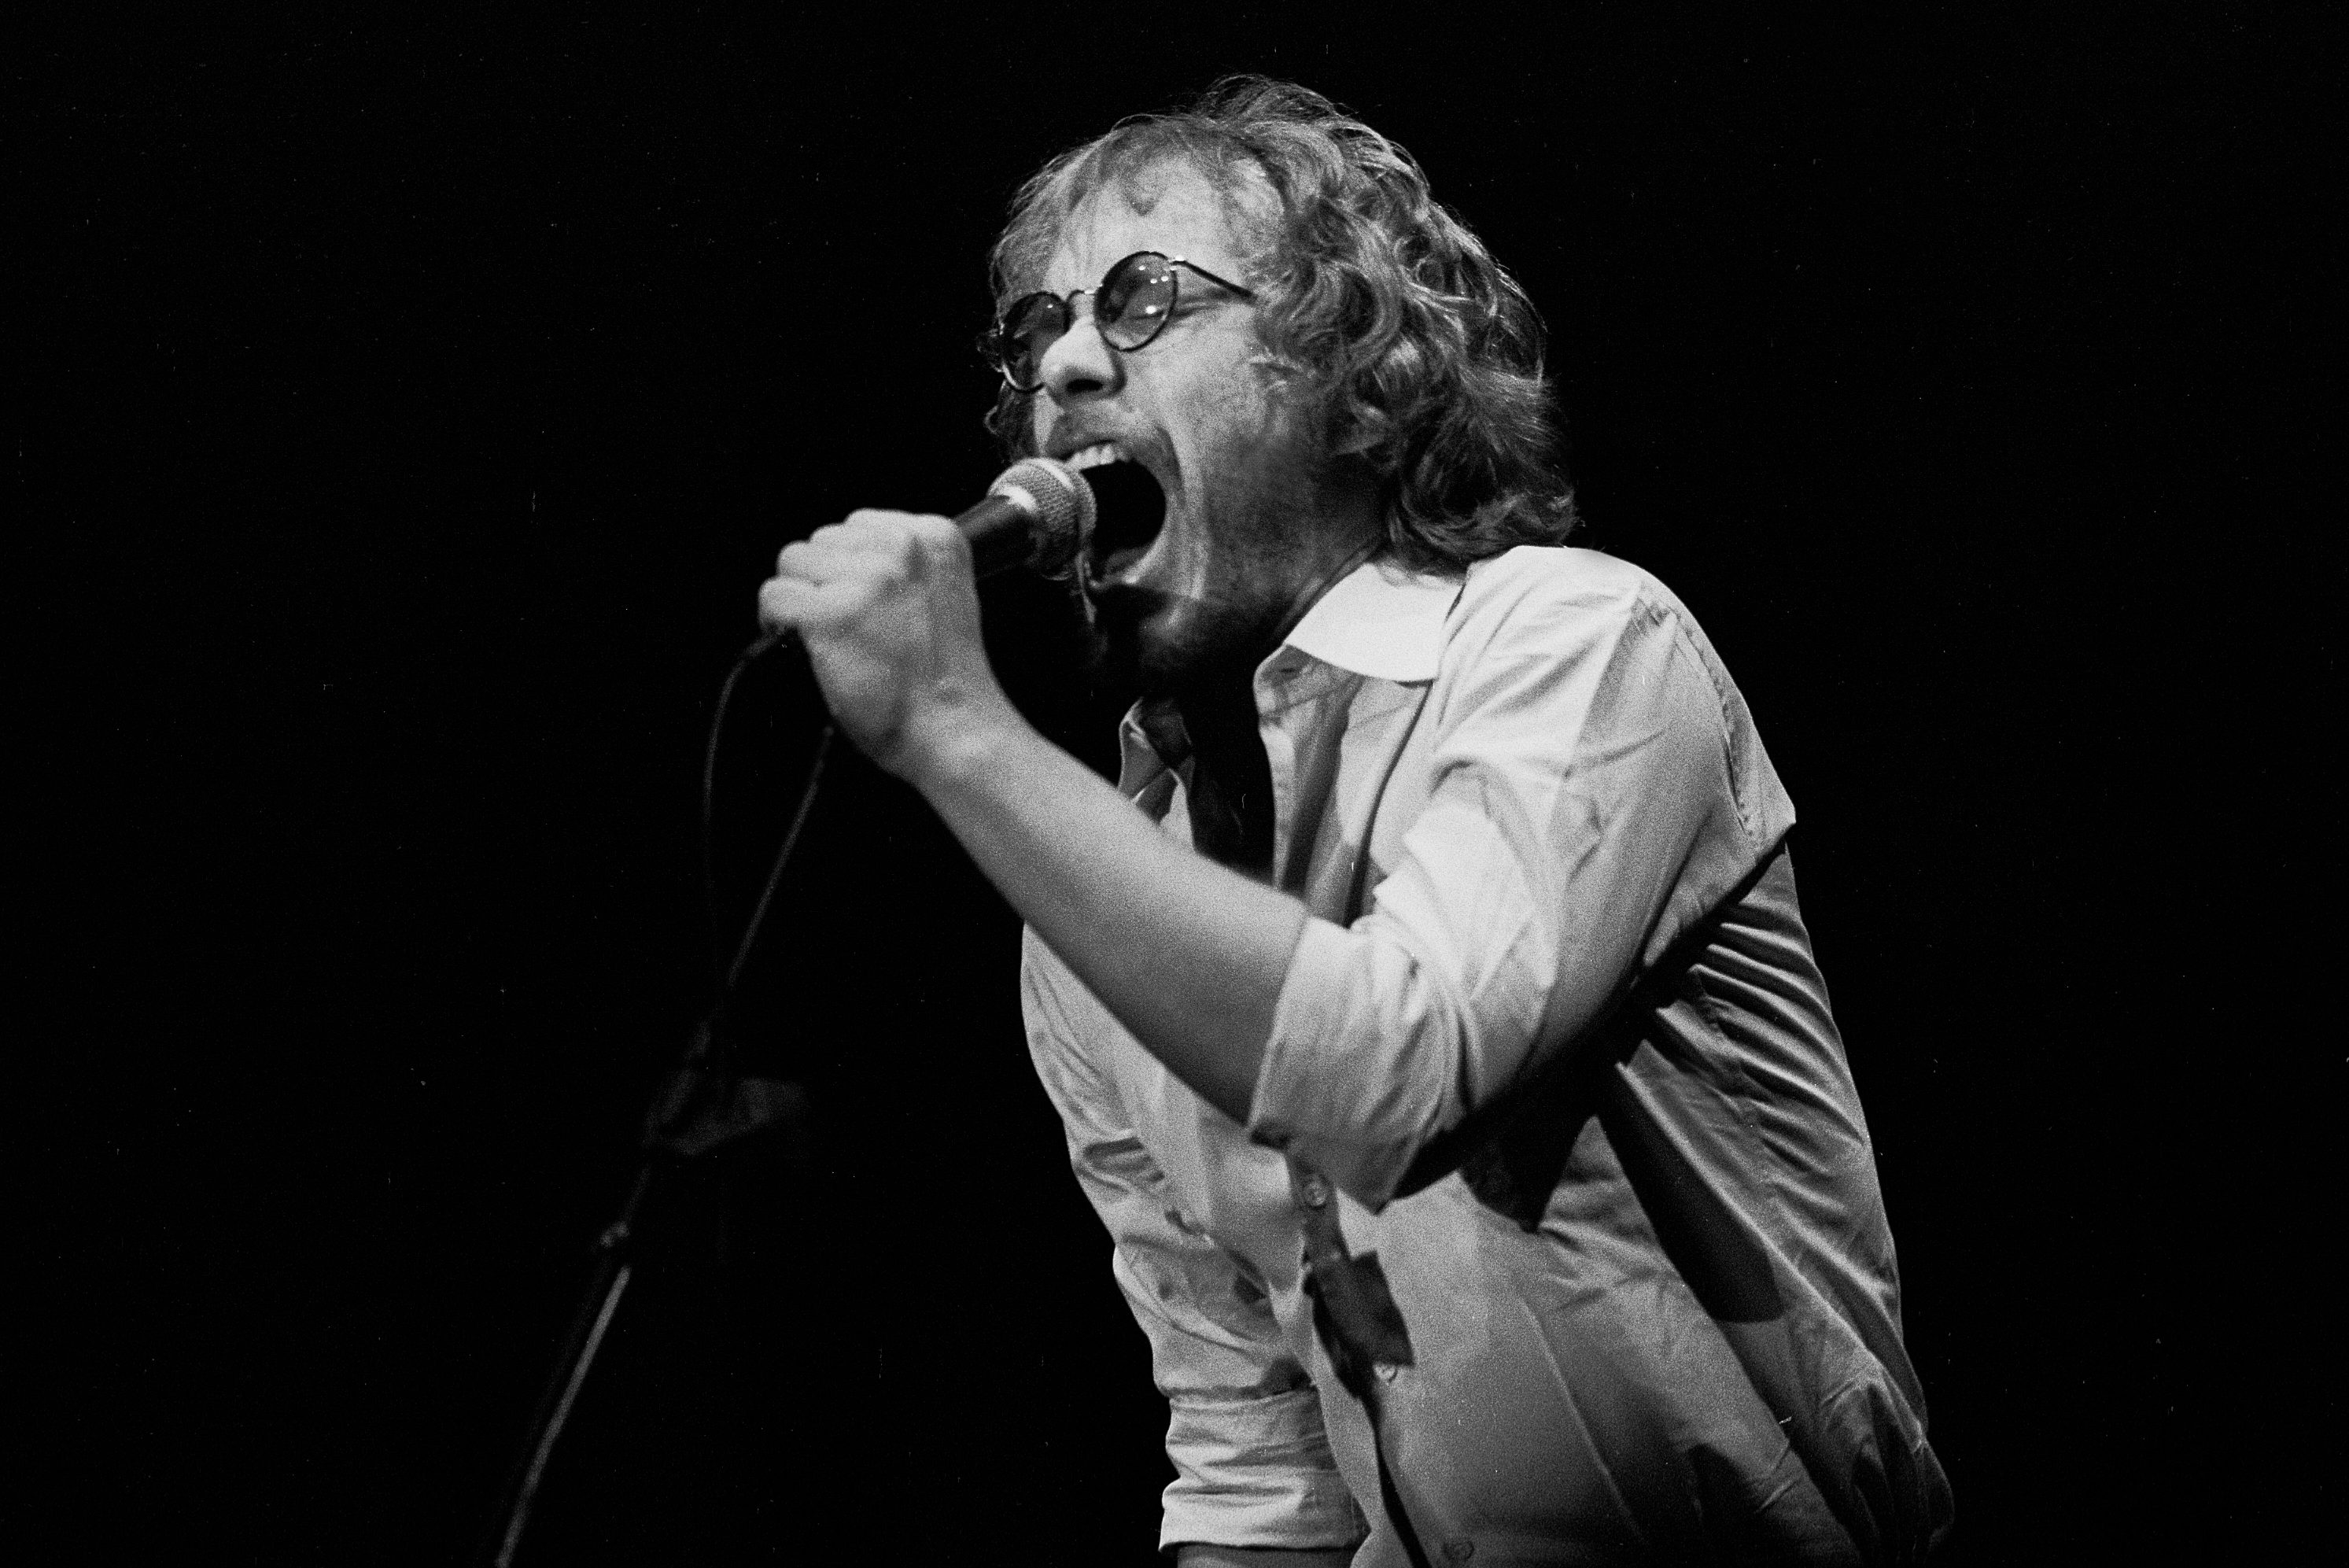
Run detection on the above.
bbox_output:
[899,684,1027,799]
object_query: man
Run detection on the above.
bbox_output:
[759,78,1951,1566]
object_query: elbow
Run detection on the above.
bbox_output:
[1246,919,1495,1210]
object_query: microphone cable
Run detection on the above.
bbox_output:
[699,632,831,1028]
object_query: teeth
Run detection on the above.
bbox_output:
[1064,442,1125,471]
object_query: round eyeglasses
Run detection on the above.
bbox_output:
[979,250,1258,393]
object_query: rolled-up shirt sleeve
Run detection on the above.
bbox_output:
[1248,565,1787,1208]
[1021,933,1364,1553]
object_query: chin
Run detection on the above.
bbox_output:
[1084,581,1265,699]
[1077,582,1168,699]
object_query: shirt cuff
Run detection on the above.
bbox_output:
[1160,1385,1364,1552]
[1248,916,1458,1209]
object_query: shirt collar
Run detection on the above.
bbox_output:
[1115,557,1462,798]
[1278,557,1462,683]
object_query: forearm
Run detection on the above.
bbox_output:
[914,707,1304,1125]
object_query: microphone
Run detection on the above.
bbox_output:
[957,455,1096,580]
[746,456,1095,662]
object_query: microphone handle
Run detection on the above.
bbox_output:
[953,492,1044,581]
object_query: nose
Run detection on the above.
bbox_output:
[1036,299,1124,405]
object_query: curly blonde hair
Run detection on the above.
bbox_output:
[986,76,1577,572]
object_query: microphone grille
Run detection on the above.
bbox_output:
[990,456,1095,578]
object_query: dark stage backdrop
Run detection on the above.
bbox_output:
[21,6,2325,1562]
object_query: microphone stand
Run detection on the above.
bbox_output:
[476,644,832,1568]
[478,1020,810,1568]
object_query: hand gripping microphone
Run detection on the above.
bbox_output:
[745,456,1095,661]
[956,455,1096,580]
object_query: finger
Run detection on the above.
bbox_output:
[777,531,868,580]
[901,511,975,571]
[780,536,954,602]
[756,563,890,629]
[775,511,948,575]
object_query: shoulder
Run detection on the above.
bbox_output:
[1444,548,1792,843]
[1444,545,1705,662]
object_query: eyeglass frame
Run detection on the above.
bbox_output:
[978,250,1259,393]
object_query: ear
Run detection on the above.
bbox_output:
[1326,398,1388,462]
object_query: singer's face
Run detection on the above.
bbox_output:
[1028,162,1381,695]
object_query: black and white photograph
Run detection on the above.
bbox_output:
[20,6,2325,1562]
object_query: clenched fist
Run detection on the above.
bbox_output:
[756,510,1019,784]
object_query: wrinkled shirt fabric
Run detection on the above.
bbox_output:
[1020,548,1953,1565]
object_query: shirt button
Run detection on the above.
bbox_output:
[1442,1541,1476,1562]
[1298,1173,1330,1209]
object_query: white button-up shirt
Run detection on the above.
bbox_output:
[1021,547,1950,1564]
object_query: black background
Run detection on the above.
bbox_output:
[20,4,2329,1562]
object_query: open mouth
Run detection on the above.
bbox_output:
[1075,460,1167,583]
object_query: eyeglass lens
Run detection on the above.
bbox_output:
[999,253,1179,389]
